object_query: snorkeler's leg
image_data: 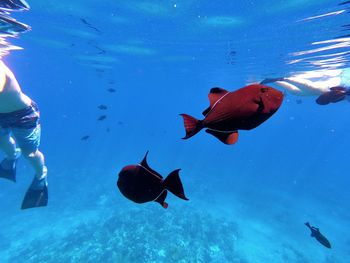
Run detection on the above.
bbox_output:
[22,149,47,179]
[0,131,20,181]
[21,149,48,209]
[12,125,48,208]
[0,131,19,159]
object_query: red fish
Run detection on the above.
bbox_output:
[117,152,189,208]
[180,84,284,144]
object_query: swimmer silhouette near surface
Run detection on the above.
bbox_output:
[261,68,350,105]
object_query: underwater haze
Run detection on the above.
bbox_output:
[1,0,350,262]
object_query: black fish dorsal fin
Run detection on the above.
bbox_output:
[140,151,150,167]
[140,151,163,179]
[208,87,229,107]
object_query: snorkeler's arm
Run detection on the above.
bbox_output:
[274,80,302,95]
[283,77,323,94]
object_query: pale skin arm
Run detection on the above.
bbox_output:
[283,77,325,95]
[274,80,303,95]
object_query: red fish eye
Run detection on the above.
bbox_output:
[260,87,269,93]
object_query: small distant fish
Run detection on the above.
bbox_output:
[117,151,189,208]
[81,135,90,141]
[118,121,124,125]
[180,84,284,145]
[296,99,303,104]
[80,18,101,33]
[305,222,331,248]
[98,104,108,110]
[98,115,107,121]
[106,127,111,132]
[227,50,236,65]
[107,88,116,93]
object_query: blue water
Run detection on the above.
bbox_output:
[1,0,350,262]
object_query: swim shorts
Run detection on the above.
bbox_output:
[0,101,41,153]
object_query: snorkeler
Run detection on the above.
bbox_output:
[261,68,350,105]
[0,60,48,209]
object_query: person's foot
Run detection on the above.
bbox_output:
[0,158,17,182]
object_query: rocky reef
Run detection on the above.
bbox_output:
[7,204,245,263]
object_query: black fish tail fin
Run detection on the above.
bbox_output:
[180,114,203,139]
[305,222,310,227]
[164,169,189,201]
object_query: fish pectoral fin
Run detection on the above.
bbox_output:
[155,190,168,208]
[205,129,239,145]
[254,97,265,113]
[208,87,229,108]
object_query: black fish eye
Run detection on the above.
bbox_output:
[260,87,269,93]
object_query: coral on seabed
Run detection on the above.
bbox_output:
[7,205,243,263]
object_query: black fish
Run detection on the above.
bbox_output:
[80,18,101,33]
[107,88,116,93]
[98,115,107,121]
[296,99,302,104]
[98,104,108,110]
[81,135,90,141]
[305,222,331,248]
[117,151,189,208]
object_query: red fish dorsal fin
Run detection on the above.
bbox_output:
[203,87,229,116]
[209,87,229,106]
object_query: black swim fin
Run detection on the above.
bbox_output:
[21,177,48,209]
[0,158,17,182]
[260,77,285,85]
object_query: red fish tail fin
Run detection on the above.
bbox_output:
[164,169,189,201]
[180,114,202,139]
